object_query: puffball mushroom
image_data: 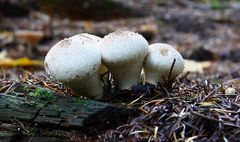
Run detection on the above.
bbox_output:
[44,34,103,98]
[143,43,184,84]
[80,33,108,74]
[98,31,149,89]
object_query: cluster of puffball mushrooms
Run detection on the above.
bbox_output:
[44,31,184,99]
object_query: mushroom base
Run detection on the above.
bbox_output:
[64,73,103,99]
[144,69,179,85]
[144,71,162,85]
[108,61,143,90]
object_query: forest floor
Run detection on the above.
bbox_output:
[0,0,239,141]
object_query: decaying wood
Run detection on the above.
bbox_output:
[0,83,135,140]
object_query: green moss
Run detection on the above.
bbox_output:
[29,87,55,101]
[50,104,62,112]
[209,0,229,9]
[210,0,222,9]
[26,100,46,109]
[23,85,32,92]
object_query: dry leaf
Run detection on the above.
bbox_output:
[184,59,211,73]
[0,57,43,68]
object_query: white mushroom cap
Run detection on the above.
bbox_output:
[80,33,108,74]
[44,34,103,98]
[80,33,102,42]
[143,43,184,84]
[98,31,149,89]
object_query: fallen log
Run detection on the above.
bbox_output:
[0,83,135,140]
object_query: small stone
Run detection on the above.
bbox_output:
[225,87,236,95]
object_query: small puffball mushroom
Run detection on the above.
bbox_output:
[14,30,44,44]
[98,31,149,89]
[14,30,44,57]
[143,43,184,84]
[44,34,103,99]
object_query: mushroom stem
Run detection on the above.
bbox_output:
[144,71,159,85]
[110,61,143,90]
[66,73,103,99]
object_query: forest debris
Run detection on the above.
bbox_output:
[0,66,239,141]
[189,47,220,61]
[103,74,240,141]
[223,78,240,91]
[0,31,13,46]
[37,0,149,20]
[225,87,236,95]
[14,30,44,45]
[197,101,216,107]
[184,59,211,73]
[52,17,158,41]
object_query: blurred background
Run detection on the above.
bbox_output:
[0,0,240,82]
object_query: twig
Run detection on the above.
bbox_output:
[129,94,144,105]
[15,119,30,133]
[168,58,176,81]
